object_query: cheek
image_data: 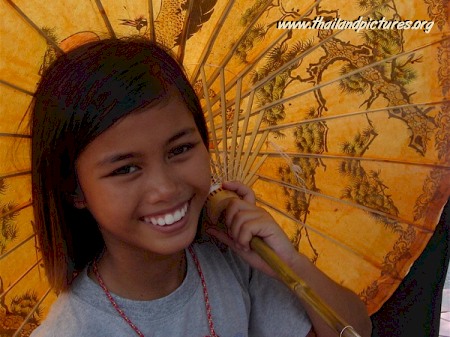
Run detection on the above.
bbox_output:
[184,148,211,193]
[197,150,212,188]
[80,179,135,220]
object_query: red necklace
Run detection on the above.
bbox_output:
[92,246,219,337]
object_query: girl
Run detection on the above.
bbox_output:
[30,38,371,337]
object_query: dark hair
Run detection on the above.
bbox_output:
[31,38,209,292]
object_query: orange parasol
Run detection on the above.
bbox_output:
[0,0,449,335]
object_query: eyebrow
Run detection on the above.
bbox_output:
[96,127,197,167]
[96,152,141,167]
[167,127,196,144]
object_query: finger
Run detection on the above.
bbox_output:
[207,228,265,268]
[222,181,256,204]
[228,209,272,249]
[206,227,234,247]
[207,226,251,253]
[225,198,258,227]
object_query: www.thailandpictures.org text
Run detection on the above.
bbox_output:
[277,16,435,33]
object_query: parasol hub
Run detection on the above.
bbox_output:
[205,187,239,225]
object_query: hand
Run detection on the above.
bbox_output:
[206,181,298,278]
[207,182,373,337]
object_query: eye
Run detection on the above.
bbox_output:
[168,143,196,159]
[111,165,139,176]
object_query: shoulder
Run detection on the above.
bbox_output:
[192,240,252,285]
[30,291,80,337]
[30,271,113,337]
[192,240,312,337]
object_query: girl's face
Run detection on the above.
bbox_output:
[75,95,211,258]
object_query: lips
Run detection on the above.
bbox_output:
[141,202,189,226]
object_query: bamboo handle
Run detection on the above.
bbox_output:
[205,187,362,337]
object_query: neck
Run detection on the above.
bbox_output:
[90,248,187,300]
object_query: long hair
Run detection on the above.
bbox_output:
[31,38,209,293]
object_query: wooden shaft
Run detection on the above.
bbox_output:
[205,188,362,337]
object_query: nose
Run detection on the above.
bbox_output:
[142,165,178,203]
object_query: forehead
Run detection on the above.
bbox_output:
[112,90,191,128]
[79,96,198,156]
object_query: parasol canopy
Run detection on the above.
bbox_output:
[1,0,449,335]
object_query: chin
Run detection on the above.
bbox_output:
[157,227,198,256]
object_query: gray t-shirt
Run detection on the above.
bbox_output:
[31,241,311,336]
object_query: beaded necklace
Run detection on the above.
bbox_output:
[92,246,219,337]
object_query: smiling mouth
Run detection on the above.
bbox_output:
[141,202,189,226]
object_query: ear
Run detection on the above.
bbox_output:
[72,185,87,209]
[73,194,87,209]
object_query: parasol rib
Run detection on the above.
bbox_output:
[192,0,276,85]
[219,69,229,180]
[233,91,255,179]
[250,150,450,169]
[216,0,323,85]
[0,171,32,180]
[0,234,35,261]
[147,0,156,41]
[189,0,236,82]
[250,38,450,116]
[210,100,449,141]
[190,0,271,83]
[202,67,223,171]
[263,101,450,134]
[0,260,41,301]
[243,154,268,186]
[255,196,406,278]
[94,0,117,38]
[0,79,34,97]
[211,100,450,167]
[12,287,52,337]
[0,133,31,139]
[4,0,63,55]
[207,36,449,123]
[256,174,438,232]
[230,78,243,179]
[200,0,397,111]
[176,0,195,62]
[239,130,269,182]
[0,201,33,221]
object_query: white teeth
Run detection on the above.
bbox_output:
[164,214,175,225]
[144,203,188,226]
[174,210,181,222]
